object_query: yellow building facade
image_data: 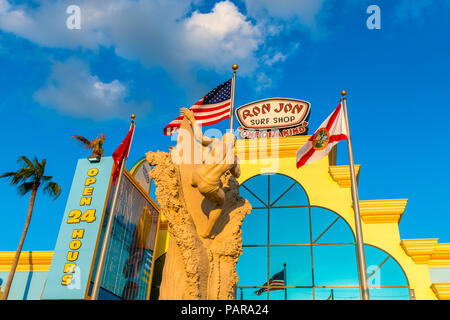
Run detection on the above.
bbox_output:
[1,135,450,300]
[231,135,450,300]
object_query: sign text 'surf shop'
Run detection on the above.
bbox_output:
[42,157,113,300]
[235,98,311,139]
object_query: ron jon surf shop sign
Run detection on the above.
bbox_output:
[235,98,311,139]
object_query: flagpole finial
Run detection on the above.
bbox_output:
[131,114,136,120]
[341,90,347,97]
[232,64,239,71]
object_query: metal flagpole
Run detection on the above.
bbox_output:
[90,114,136,300]
[341,91,370,300]
[283,263,287,300]
[229,64,238,131]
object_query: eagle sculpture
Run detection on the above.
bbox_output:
[72,134,106,159]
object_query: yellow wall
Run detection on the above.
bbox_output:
[0,251,53,272]
[234,135,449,300]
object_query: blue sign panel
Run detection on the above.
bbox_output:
[42,157,114,299]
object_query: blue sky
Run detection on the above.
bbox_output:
[0,0,449,252]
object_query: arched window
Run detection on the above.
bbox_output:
[237,173,411,300]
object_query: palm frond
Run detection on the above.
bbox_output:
[0,171,18,179]
[0,170,30,185]
[14,168,36,182]
[43,181,61,200]
[40,175,52,182]
[2,155,61,200]
[17,182,35,196]
[17,156,34,169]
[39,158,47,171]
[34,158,46,180]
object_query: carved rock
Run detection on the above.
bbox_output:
[146,150,251,300]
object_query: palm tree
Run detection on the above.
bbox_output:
[72,134,106,158]
[0,156,61,300]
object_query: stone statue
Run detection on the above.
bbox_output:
[180,108,241,238]
[146,111,251,300]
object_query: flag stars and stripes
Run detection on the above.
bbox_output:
[163,79,232,135]
[254,269,286,296]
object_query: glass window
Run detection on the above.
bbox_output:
[242,208,268,246]
[269,246,312,286]
[314,287,361,300]
[237,173,410,300]
[311,207,355,244]
[269,174,308,207]
[365,244,409,288]
[313,244,359,287]
[369,287,411,300]
[270,207,310,244]
[237,247,267,287]
[241,174,268,207]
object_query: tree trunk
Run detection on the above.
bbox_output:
[2,184,38,300]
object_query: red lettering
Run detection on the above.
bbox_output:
[275,103,283,113]
[284,103,292,113]
[242,109,251,120]
[262,104,270,114]
[292,104,303,114]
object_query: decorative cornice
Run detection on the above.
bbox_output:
[430,283,450,300]
[328,165,361,187]
[235,135,311,160]
[359,199,408,224]
[429,243,450,268]
[400,239,439,264]
[0,251,53,272]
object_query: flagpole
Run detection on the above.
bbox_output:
[341,91,370,300]
[229,64,238,132]
[283,263,287,301]
[90,114,136,300]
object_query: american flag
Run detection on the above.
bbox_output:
[254,269,285,296]
[163,79,232,135]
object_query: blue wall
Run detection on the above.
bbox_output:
[0,271,48,300]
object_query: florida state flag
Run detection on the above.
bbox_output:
[296,103,348,168]
[112,125,134,184]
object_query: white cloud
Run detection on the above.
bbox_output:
[33,58,148,120]
[243,0,327,33]
[0,0,110,49]
[0,0,333,97]
[0,0,282,76]
[0,0,264,74]
[183,1,263,72]
[0,0,10,14]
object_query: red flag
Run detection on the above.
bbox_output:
[112,125,134,185]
